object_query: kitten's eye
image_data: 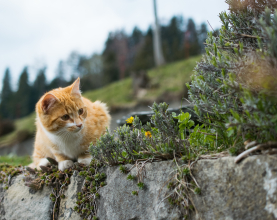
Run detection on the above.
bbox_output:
[61,114,70,121]
[78,108,84,115]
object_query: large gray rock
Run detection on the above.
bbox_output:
[1,155,277,220]
[97,160,181,220]
[97,155,277,220]
[0,174,53,220]
[58,171,84,220]
[190,155,277,220]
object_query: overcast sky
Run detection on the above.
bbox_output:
[0,0,229,89]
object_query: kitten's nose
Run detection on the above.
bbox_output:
[76,123,82,128]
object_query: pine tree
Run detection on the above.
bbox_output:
[31,68,47,109]
[56,61,67,87]
[188,0,277,154]
[127,27,144,68]
[130,27,143,46]
[102,51,120,85]
[185,19,200,57]
[162,16,185,62]
[0,68,13,118]
[102,32,128,84]
[133,27,155,71]
[15,67,32,118]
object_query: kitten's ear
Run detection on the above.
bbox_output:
[41,94,57,113]
[71,77,81,97]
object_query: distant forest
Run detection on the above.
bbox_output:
[0,16,209,120]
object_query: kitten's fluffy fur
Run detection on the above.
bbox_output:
[31,78,111,171]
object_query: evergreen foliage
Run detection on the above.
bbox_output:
[102,17,206,84]
[0,68,13,118]
[162,16,185,62]
[102,48,120,85]
[188,0,277,154]
[31,68,47,110]
[15,67,32,118]
[132,27,155,72]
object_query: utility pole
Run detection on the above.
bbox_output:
[153,0,165,67]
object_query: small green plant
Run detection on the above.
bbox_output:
[132,190,138,196]
[168,197,175,205]
[182,167,190,176]
[126,174,135,181]
[119,165,128,174]
[137,182,144,190]
[167,182,174,189]
[194,187,201,195]
[172,112,194,140]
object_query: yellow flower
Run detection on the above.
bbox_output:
[126,116,134,124]
[145,131,152,138]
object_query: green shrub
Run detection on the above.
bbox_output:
[90,102,220,166]
[89,102,187,165]
[188,0,277,154]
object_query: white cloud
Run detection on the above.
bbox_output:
[0,0,228,89]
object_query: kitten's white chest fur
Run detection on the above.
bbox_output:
[37,117,84,159]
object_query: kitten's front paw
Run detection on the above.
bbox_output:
[78,157,92,165]
[58,160,74,171]
[38,158,50,169]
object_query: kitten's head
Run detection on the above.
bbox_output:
[37,78,87,133]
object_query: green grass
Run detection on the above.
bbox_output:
[0,56,201,148]
[146,56,200,101]
[0,155,32,166]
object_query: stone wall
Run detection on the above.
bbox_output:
[1,155,277,220]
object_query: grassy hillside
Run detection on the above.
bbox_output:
[84,56,201,108]
[0,56,201,148]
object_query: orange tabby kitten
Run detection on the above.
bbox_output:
[31,78,111,171]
